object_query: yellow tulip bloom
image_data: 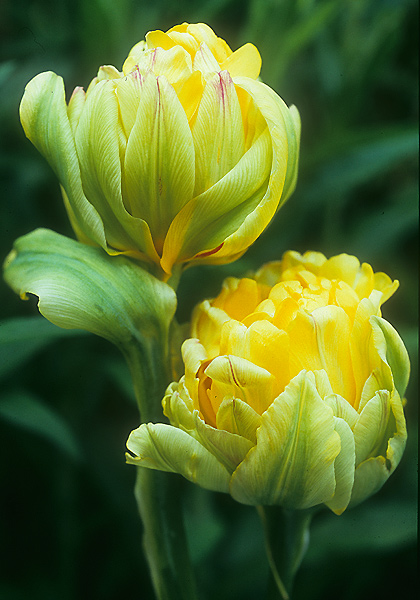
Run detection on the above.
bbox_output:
[127,251,409,513]
[19,23,300,278]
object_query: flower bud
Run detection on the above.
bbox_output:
[19,23,300,278]
[126,251,409,513]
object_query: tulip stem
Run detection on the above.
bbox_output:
[124,330,198,600]
[257,506,313,600]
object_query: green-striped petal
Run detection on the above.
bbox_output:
[229,371,340,508]
[123,73,195,249]
[19,71,107,249]
[126,423,231,493]
[325,416,355,515]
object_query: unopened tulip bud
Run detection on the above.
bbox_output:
[20,23,300,279]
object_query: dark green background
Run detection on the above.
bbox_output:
[0,1,418,599]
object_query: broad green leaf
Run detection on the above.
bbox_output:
[3,228,177,349]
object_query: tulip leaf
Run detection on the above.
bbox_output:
[3,228,177,349]
[0,316,87,380]
[0,390,82,462]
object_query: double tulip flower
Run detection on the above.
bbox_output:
[127,251,409,514]
[20,23,300,278]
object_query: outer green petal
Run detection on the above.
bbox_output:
[192,71,245,196]
[324,393,358,429]
[216,397,261,444]
[126,423,231,493]
[161,125,271,272]
[19,71,107,249]
[162,381,196,431]
[325,417,355,515]
[229,371,340,508]
[74,79,159,262]
[3,229,176,348]
[194,412,254,472]
[350,390,407,507]
[210,77,300,264]
[123,73,195,244]
[370,316,410,398]
[353,390,391,466]
[350,455,391,507]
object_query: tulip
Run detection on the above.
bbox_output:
[126,251,409,514]
[19,23,300,278]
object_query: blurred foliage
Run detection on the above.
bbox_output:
[0,0,418,599]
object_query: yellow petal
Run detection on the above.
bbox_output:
[245,320,290,394]
[287,306,356,403]
[186,23,231,62]
[220,43,261,79]
[205,354,275,415]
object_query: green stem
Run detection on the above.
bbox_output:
[123,328,198,600]
[257,506,314,600]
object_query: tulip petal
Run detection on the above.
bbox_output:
[123,73,195,250]
[324,393,358,429]
[19,71,107,249]
[203,77,299,265]
[3,229,176,348]
[126,423,231,493]
[220,43,261,79]
[350,389,407,507]
[353,390,392,465]
[74,79,160,261]
[370,316,410,398]
[162,381,196,431]
[245,320,290,394]
[194,412,253,472]
[205,354,276,415]
[67,86,86,134]
[192,301,231,358]
[193,42,222,76]
[325,417,355,515]
[287,306,356,403]
[186,23,231,63]
[350,455,391,507]
[161,123,271,272]
[192,71,245,197]
[230,371,340,508]
[216,397,262,444]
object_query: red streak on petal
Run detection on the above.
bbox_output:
[194,242,224,259]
